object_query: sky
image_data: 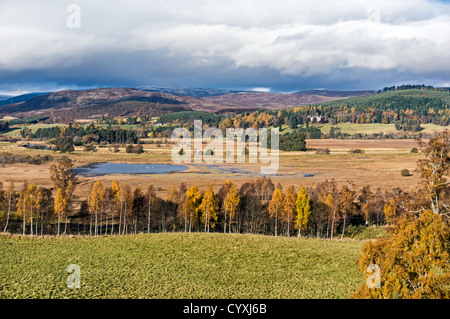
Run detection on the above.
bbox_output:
[1,0,450,95]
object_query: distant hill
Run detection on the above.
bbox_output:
[0,92,49,106]
[308,88,450,110]
[201,90,376,111]
[0,86,383,121]
[0,88,194,120]
[269,88,450,129]
[0,95,13,101]
[138,86,247,98]
[294,89,376,98]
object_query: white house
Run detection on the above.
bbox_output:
[310,116,326,123]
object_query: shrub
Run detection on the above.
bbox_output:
[316,148,331,155]
[72,136,83,146]
[401,169,411,177]
[348,149,365,155]
[83,144,97,152]
[126,144,145,154]
[0,152,53,165]
[125,144,134,153]
[53,138,74,153]
[136,144,144,154]
[411,147,419,153]
[276,131,307,151]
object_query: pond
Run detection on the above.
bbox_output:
[22,144,54,151]
[73,163,189,176]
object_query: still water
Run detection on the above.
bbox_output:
[73,163,189,176]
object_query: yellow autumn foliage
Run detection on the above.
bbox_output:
[352,210,450,299]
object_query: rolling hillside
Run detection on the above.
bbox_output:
[0,88,189,114]
[200,90,375,111]
[0,87,377,120]
[0,92,49,107]
[309,88,450,111]
[265,88,450,131]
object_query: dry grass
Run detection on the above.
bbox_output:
[0,139,424,200]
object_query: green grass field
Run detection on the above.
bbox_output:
[315,123,446,135]
[278,123,446,136]
[2,123,67,136]
[0,233,365,299]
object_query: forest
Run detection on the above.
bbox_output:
[24,123,139,145]
[0,161,387,238]
[215,88,450,133]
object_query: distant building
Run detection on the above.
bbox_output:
[310,116,326,123]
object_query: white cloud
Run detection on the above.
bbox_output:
[252,87,271,92]
[0,0,450,89]
[134,15,450,75]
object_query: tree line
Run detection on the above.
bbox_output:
[1,159,398,237]
[217,88,450,132]
[24,123,139,145]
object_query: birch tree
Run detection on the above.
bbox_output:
[282,186,296,237]
[199,186,218,233]
[295,186,311,238]
[223,183,240,234]
[3,181,15,233]
[88,181,105,236]
[269,189,283,236]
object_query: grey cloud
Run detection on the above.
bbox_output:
[1,0,450,93]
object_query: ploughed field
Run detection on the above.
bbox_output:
[0,233,364,299]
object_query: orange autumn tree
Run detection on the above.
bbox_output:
[417,130,450,216]
[185,185,201,232]
[110,181,120,235]
[17,182,29,236]
[89,181,105,236]
[199,185,219,233]
[282,186,296,237]
[223,182,240,234]
[269,189,284,236]
[352,210,450,299]
[54,187,67,237]
[353,131,450,299]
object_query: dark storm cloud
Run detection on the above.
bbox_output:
[1,0,450,94]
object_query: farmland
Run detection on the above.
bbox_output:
[0,233,364,299]
[315,123,447,135]
[0,87,449,300]
[0,138,423,200]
